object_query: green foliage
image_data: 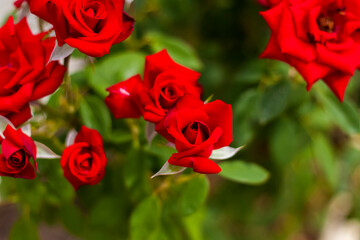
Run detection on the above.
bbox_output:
[9,217,39,240]
[219,161,269,185]
[130,195,162,240]
[1,0,360,240]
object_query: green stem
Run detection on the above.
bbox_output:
[63,56,73,104]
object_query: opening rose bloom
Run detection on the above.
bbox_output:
[28,0,135,57]
[0,125,37,179]
[260,0,360,101]
[0,17,66,127]
[61,126,107,190]
[105,49,202,124]
[158,97,233,174]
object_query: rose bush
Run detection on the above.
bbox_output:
[61,126,107,190]
[0,125,37,179]
[0,17,66,127]
[28,0,135,57]
[260,0,360,100]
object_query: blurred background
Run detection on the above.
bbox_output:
[1,0,360,239]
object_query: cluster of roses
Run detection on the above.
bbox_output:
[0,0,133,190]
[0,0,236,190]
[105,50,234,175]
[259,0,360,101]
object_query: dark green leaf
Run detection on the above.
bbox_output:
[259,81,290,124]
[179,175,209,216]
[79,95,112,135]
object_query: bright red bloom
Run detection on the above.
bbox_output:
[0,17,66,126]
[61,126,107,190]
[105,50,202,124]
[0,125,37,179]
[28,0,135,57]
[260,0,360,101]
[159,97,233,174]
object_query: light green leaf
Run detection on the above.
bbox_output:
[312,135,338,189]
[146,32,203,70]
[151,161,186,178]
[209,146,245,160]
[219,160,269,185]
[130,195,161,240]
[88,51,146,97]
[9,218,39,240]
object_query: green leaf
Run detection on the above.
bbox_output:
[88,51,146,97]
[317,88,360,134]
[146,32,203,70]
[312,135,338,189]
[9,218,39,240]
[60,203,84,235]
[130,195,161,240]
[219,160,269,185]
[259,81,290,124]
[269,119,298,166]
[79,95,112,135]
[179,175,209,216]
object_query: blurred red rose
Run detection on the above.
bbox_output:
[257,0,281,7]
[159,97,233,174]
[61,126,107,190]
[260,0,360,101]
[14,0,27,8]
[0,17,66,127]
[105,50,202,123]
[28,0,134,57]
[0,125,37,179]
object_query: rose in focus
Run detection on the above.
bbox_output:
[260,0,360,100]
[0,125,37,179]
[61,126,107,190]
[29,0,135,57]
[158,97,233,174]
[0,17,66,126]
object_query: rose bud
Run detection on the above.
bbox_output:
[14,0,27,8]
[28,0,135,57]
[105,50,202,124]
[159,97,233,174]
[260,0,360,101]
[61,126,107,190]
[0,125,37,179]
[0,17,66,127]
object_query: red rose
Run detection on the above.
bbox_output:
[159,97,233,174]
[257,0,281,7]
[260,0,360,100]
[105,75,143,119]
[105,50,202,123]
[0,17,66,127]
[0,125,37,179]
[29,0,135,57]
[61,126,107,190]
